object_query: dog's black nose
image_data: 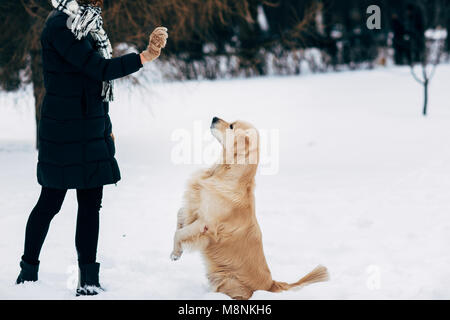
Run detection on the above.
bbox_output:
[212,117,220,124]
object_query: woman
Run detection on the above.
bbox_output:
[15,0,168,296]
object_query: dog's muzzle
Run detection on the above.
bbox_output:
[211,116,220,129]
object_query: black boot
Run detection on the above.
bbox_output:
[76,262,104,296]
[16,259,39,284]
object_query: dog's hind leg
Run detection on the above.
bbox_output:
[170,220,208,261]
[215,277,253,300]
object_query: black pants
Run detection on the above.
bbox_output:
[22,187,103,265]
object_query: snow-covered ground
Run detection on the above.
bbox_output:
[1,65,450,299]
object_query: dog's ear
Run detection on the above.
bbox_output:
[235,128,259,165]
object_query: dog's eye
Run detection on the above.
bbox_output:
[230,124,234,129]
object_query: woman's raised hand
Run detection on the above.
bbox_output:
[140,27,168,64]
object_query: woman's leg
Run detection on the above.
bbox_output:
[75,187,103,264]
[23,187,67,265]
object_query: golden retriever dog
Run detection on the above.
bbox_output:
[170,117,329,300]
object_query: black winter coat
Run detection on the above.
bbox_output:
[38,10,142,189]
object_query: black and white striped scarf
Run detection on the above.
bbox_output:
[51,0,114,102]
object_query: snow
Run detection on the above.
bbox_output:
[257,5,269,32]
[1,65,450,299]
[425,29,448,41]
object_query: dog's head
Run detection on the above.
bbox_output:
[210,117,259,166]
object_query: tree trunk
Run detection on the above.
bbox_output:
[30,45,44,150]
[446,8,450,53]
[423,80,428,116]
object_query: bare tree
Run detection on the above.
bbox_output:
[408,2,446,116]
[410,35,444,116]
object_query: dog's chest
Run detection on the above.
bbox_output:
[198,189,230,223]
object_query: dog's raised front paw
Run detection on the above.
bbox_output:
[170,251,183,261]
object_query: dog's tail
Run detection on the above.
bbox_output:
[268,265,329,293]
